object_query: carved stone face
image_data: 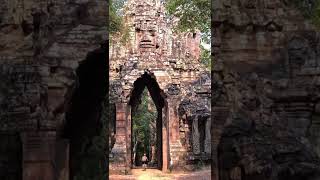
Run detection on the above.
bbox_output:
[138,29,156,48]
[135,19,158,50]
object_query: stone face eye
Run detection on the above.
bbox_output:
[149,30,155,36]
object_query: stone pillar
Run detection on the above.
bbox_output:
[22,131,56,180]
[126,106,132,169]
[205,117,211,154]
[55,138,69,180]
[162,104,169,172]
[192,115,200,154]
[110,103,128,173]
[156,108,163,168]
[168,99,180,142]
[212,106,230,180]
[151,145,156,163]
[167,98,185,168]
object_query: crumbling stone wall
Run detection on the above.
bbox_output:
[213,0,320,179]
[178,73,211,162]
[0,0,107,179]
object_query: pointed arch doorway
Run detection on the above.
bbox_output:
[128,72,169,171]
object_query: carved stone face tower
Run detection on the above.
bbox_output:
[134,2,158,52]
[123,0,168,57]
[109,0,211,174]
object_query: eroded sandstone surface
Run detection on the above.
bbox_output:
[0,0,108,179]
[213,0,320,179]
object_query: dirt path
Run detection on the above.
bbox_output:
[109,169,212,180]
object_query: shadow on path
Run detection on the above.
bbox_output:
[110,168,212,180]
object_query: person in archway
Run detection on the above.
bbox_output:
[142,153,148,171]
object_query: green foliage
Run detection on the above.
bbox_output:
[120,24,131,44]
[292,0,320,27]
[110,0,131,45]
[132,89,157,157]
[165,0,210,33]
[112,0,127,15]
[309,1,320,27]
[200,44,211,70]
[109,0,127,34]
[165,0,211,69]
[195,159,205,170]
[109,0,122,34]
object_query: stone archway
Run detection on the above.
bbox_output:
[62,46,108,179]
[128,72,168,170]
[110,72,170,173]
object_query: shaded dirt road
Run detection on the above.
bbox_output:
[110,169,212,180]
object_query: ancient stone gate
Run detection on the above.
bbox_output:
[109,0,211,173]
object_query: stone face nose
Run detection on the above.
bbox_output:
[141,32,152,42]
[139,31,155,49]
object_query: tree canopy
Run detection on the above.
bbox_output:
[298,0,320,27]
[165,0,211,70]
[165,0,210,34]
[109,0,127,34]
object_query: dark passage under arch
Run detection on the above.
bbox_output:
[129,72,166,170]
[62,45,108,179]
[0,133,22,180]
